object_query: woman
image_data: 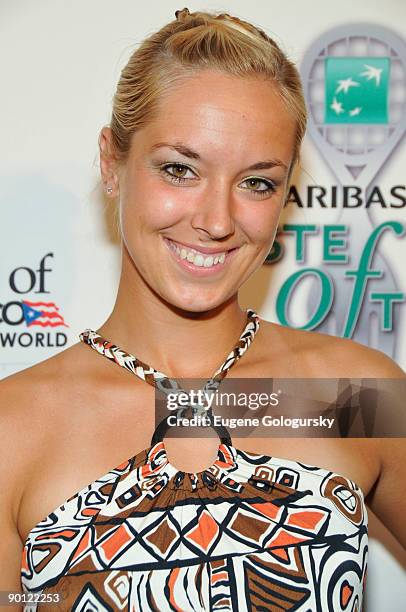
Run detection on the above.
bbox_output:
[1,7,405,611]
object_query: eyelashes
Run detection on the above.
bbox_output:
[158,162,278,198]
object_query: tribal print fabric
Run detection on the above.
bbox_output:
[20,308,368,610]
[21,439,368,611]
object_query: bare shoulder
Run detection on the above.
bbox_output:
[0,339,106,441]
[0,340,93,415]
[0,341,121,587]
[258,318,405,378]
[0,343,92,517]
[313,331,405,377]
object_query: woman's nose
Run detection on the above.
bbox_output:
[190,181,236,239]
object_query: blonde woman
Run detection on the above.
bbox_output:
[1,7,404,611]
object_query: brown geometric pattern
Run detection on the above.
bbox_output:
[21,439,368,610]
[21,313,368,610]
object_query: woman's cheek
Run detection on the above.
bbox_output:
[244,209,277,244]
[156,196,188,224]
[139,188,192,230]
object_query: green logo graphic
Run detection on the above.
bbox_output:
[325,57,390,124]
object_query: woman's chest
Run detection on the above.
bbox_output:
[18,394,380,546]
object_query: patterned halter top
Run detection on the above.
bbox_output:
[21,308,368,611]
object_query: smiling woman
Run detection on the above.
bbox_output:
[0,6,405,612]
[96,7,304,315]
[105,68,297,312]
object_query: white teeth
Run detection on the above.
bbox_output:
[167,239,229,267]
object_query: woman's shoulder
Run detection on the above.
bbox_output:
[258,318,405,378]
[0,341,91,407]
[0,341,107,471]
[0,344,82,534]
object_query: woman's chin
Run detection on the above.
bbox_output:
[162,290,233,314]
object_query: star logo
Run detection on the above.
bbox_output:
[360,64,383,86]
[349,106,362,117]
[325,57,390,124]
[330,97,345,115]
[335,77,360,94]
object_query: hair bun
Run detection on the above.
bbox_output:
[175,7,190,21]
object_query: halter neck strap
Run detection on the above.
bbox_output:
[79,308,260,445]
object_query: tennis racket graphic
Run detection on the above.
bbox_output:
[301,24,406,357]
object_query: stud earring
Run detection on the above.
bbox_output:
[106,186,113,195]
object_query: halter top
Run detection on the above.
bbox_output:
[20,309,368,611]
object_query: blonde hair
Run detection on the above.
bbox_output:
[105,7,306,185]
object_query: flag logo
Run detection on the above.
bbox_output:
[22,300,69,328]
[325,57,390,123]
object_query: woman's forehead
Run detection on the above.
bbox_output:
[156,70,291,119]
[131,72,296,164]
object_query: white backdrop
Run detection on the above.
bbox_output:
[1,0,405,607]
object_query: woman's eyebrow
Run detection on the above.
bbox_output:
[149,141,288,170]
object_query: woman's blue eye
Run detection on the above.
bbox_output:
[159,163,277,197]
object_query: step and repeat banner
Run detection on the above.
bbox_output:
[258,22,406,365]
[1,1,405,607]
[1,3,405,378]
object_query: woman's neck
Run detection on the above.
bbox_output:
[96,263,249,379]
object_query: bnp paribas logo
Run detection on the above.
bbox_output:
[298,24,406,360]
[325,57,390,123]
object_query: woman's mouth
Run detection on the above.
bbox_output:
[163,237,239,276]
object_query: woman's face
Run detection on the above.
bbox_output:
[113,70,297,312]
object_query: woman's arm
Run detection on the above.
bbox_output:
[367,438,406,551]
[347,344,406,551]
[0,380,28,612]
[0,511,23,612]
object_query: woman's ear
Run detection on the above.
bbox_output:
[99,126,120,198]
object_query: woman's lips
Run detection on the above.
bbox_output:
[163,237,239,276]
